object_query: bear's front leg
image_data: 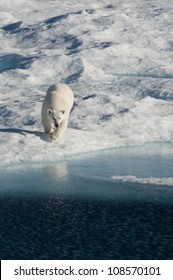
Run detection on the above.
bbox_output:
[49,128,60,140]
[49,120,68,140]
[45,122,56,135]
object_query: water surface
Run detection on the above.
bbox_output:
[0,144,173,259]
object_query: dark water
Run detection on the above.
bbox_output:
[0,144,173,259]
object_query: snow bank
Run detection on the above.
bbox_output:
[0,0,173,166]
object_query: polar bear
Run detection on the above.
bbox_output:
[41,83,74,140]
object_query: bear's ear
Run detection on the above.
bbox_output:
[61,110,65,114]
[47,109,52,115]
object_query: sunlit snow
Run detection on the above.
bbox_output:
[0,0,173,166]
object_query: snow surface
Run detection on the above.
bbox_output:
[112,175,173,187]
[0,0,173,166]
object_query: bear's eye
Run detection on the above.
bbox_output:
[61,110,65,114]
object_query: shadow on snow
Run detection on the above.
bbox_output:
[0,54,36,73]
[0,128,51,143]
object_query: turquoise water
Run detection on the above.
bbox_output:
[0,144,173,259]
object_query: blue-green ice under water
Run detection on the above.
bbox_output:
[0,143,173,259]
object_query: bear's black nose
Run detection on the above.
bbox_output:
[55,123,59,128]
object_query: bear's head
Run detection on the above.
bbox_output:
[47,109,65,128]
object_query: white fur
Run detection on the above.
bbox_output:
[42,83,74,140]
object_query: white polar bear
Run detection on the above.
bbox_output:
[41,83,74,140]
